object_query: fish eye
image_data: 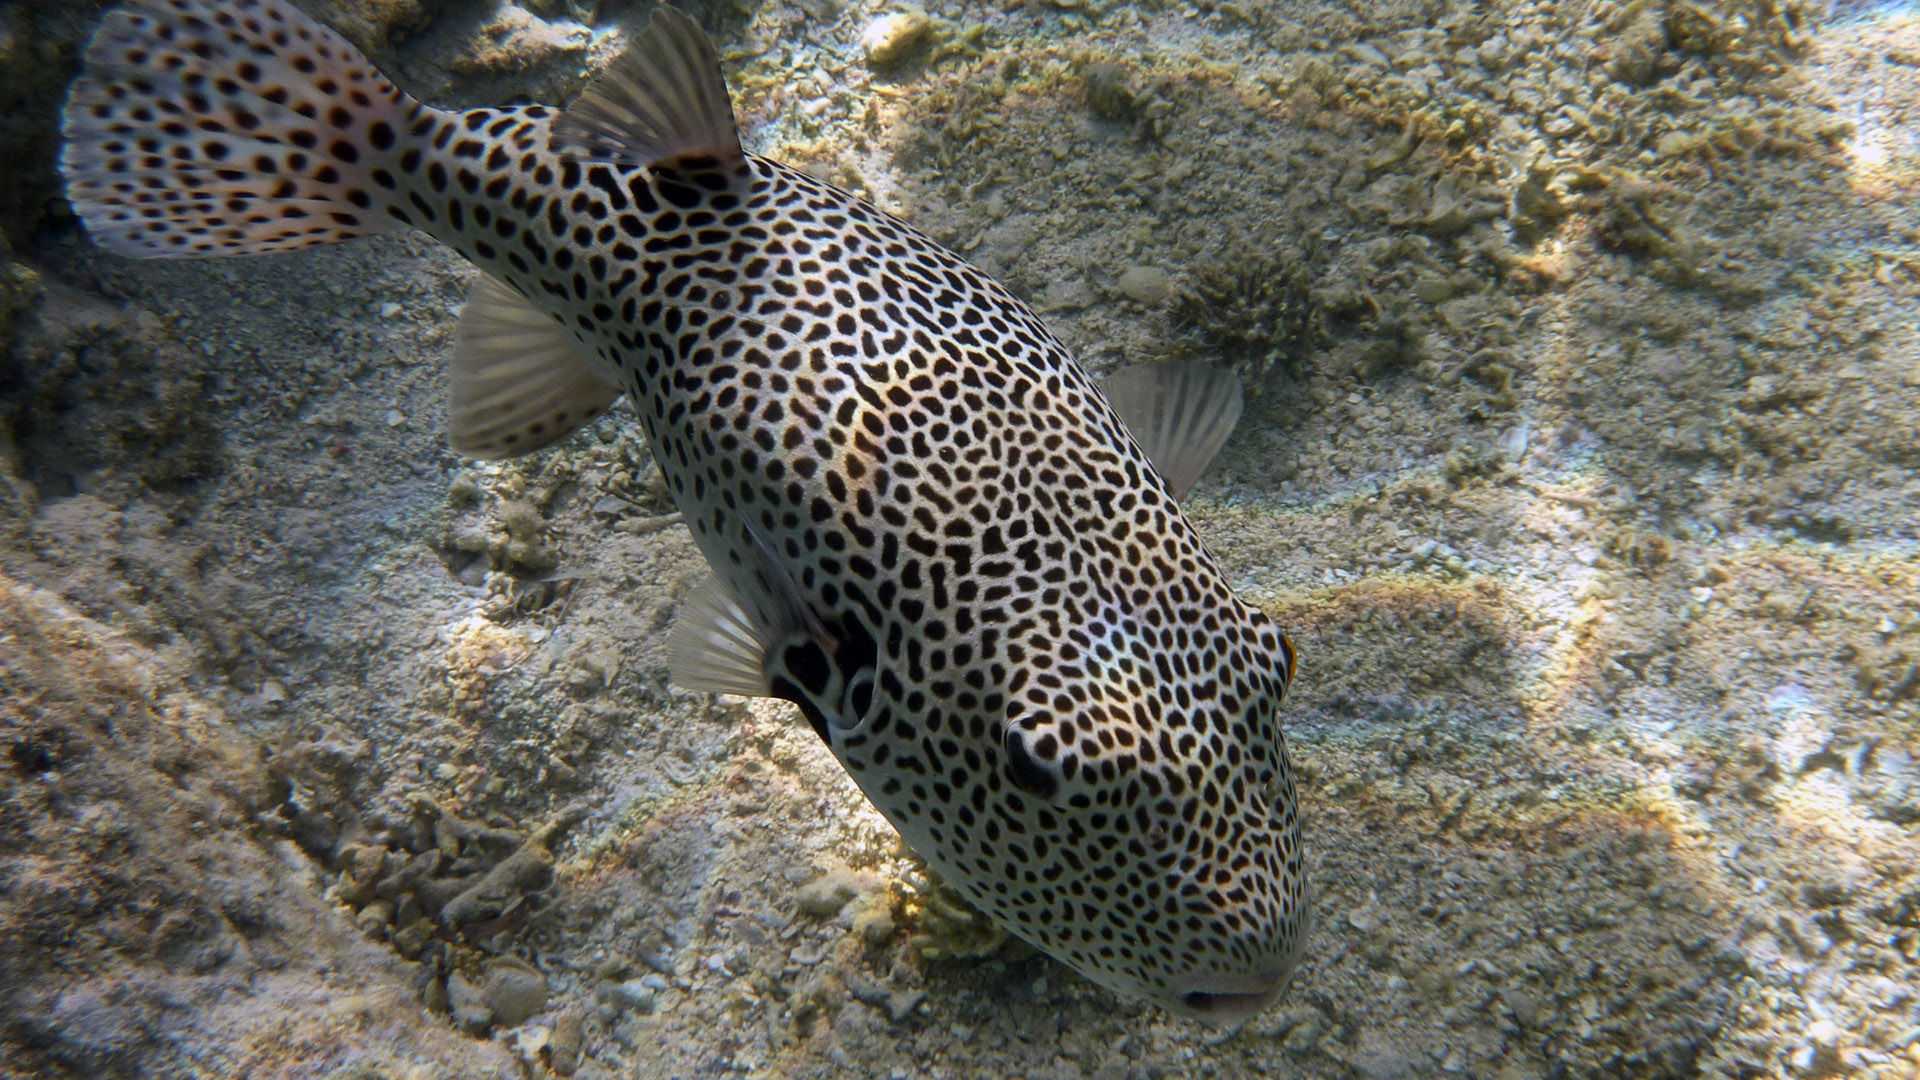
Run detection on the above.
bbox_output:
[1002,726,1059,800]
[834,666,875,731]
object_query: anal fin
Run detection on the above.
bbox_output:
[448,275,623,460]
[1100,362,1244,499]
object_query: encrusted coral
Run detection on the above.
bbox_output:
[1170,246,1324,384]
[894,871,1013,962]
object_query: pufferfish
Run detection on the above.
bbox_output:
[61,0,1307,1019]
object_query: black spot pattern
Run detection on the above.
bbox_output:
[391,108,1309,1005]
[62,0,411,256]
[66,0,1309,1002]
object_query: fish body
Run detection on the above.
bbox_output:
[62,0,1305,1018]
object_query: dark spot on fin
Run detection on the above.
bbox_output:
[58,0,411,258]
[771,674,834,745]
[667,522,832,700]
[781,641,833,698]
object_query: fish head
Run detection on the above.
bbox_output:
[815,587,1308,1021]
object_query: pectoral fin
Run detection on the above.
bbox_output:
[667,524,831,698]
[666,576,779,698]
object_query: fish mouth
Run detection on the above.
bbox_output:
[1168,970,1289,1023]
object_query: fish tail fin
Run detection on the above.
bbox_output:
[61,0,425,258]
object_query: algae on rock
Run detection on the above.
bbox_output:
[1171,245,1326,386]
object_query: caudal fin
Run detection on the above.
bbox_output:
[61,0,416,258]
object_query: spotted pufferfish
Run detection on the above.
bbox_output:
[61,0,1307,1019]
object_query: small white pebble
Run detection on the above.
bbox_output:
[1115,265,1172,304]
[859,10,931,68]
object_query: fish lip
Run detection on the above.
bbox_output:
[1166,969,1289,1023]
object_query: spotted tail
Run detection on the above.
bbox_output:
[61,0,419,258]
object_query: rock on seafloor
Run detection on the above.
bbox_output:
[859,9,936,70]
[1115,265,1173,305]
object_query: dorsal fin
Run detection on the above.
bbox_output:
[447,275,624,459]
[1100,362,1244,499]
[551,8,743,173]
